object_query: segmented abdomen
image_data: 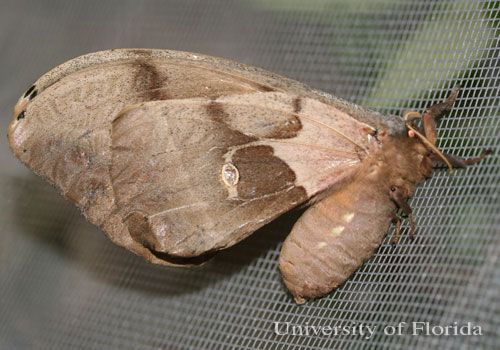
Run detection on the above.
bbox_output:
[279,180,395,304]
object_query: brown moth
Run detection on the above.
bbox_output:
[7,49,490,303]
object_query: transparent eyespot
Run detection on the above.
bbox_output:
[221,163,239,187]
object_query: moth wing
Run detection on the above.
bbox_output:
[110,92,373,258]
[8,49,389,264]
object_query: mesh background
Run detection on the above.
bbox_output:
[0,0,498,349]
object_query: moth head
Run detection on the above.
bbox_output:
[403,109,452,171]
[378,120,440,199]
[381,107,459,198]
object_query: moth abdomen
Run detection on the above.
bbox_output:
[279,173,396,304]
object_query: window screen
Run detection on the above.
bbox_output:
[0,0,498,349]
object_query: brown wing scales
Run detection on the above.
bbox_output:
[110,97,314,258]
[8,49,385,265]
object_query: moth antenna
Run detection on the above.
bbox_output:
[405,122,453,172]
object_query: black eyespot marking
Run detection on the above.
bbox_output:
[28,89,38,100]
[23,85,36,98]
[17,111,26,120]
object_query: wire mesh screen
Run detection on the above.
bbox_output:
[0,0,498,349]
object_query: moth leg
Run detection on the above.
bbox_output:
[408,213,416,240]
[389,186,417,241]
[422,85,460,145]
[432,149,492,169]
[390,216,402,245]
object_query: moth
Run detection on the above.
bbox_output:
[8,49,490,303]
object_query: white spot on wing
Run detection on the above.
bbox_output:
[331,226,345,236]
[221,163,240,199]
[222,163,239,187]
[342,212,355,223]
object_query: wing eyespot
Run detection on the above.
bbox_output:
[16,111,26,120]
[23,85,36,98]
[22,85,38,101]
[221,163,239,187]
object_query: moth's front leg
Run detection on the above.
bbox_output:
[389,186,416,240]
[434,150,492,169]
[390,215,402,245]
